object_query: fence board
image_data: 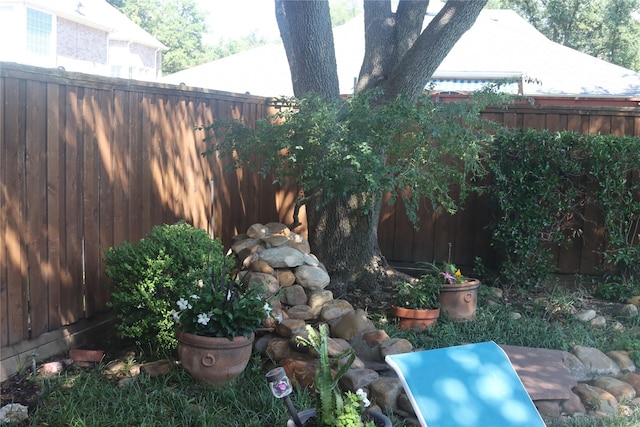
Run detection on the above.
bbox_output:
[0,75,7,347]
[4,77,28,343]
[26,81,49,337]
[47,83,63,330]
[63,86,85,323]
[83,88,102,317]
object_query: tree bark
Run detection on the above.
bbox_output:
[275,0,340,100]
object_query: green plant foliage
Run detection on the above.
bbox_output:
[201,89,506,224]
[103,221,224,352]
[295,324,373,427]
[487,129,640,291]
[393,278,440,310]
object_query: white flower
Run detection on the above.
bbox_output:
[356,388,371,407]
[189,294,200,300]
[226,290,232,301]
[197,313,210,325]
[177,298,189,310]
[263,302,273,313]
[170,310,180,323]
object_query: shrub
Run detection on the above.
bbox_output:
[103,221,224,352]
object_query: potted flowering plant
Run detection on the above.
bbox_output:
[392,275,441,330]
[172,257,271,385]
[436,263,480,320]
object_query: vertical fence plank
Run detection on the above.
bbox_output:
[62,86,84,324]
[26,80,49,337]
[97,88,114,306]
[128,91,143,242]
[46,83,62,330]
[141,93,153,235]
[0,74,8,347]
[83,88,102,316]
[112,89,130,246]
[4,78,28,344]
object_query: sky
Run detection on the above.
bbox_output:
[194,0,280,43]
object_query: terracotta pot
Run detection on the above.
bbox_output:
[437,279,480,320]
[287,408,392,427]
[176,329,254,386]
[391,305,440,330]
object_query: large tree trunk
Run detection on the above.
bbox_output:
[275,0,486,292]
[305,194,391,296]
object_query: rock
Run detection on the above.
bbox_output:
[562,351,590,381]
[308,290,333,309]
[246,223,268,238]
[573,383,618,416]
[69,349,104,363]
[620,373,640,395]
[369,377,404,412]
[379,338,413,358]
[618,304,639,317]
[280,357,317,390]
[287,233,311,253]
[259,247,305,268]
[249,260,275,274]
[560,392,586,416]
[295,265,330,290]
[350,330,389,363]
[590,376,636,402]
[487,286,503,299]
[590,315,606,328]
[286,305,316,321]
[230,237,263,255]
[606,350,636,373]
[302,253,320,266]
[243,272,280,295]
[331,309,376,340]
[0,404,28,424]
[254,333,276,355]
[265,222,291,236]
[39,360,67,377]
[276,318,307,338]
[266,337,294,361]
[572,345,621,378]
[575,309,596,322]
[510,312,522,320]
[140,360,171,377]
[277,269,296,287]
[397,392,416,415]
[281,285,308,306]
[535,400,562,418]
[320,299,355,322]
[340,368,380,392]
[261,235,290,247]
[327,337,352,357]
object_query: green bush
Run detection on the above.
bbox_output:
[103,221,225,352]
[487,129,640,292]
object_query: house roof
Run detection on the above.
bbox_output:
[5,0,167,50]
[163,7,640,98]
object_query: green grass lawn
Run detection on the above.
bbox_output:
[21,289,640,426]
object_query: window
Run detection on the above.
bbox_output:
[26,8,52,57]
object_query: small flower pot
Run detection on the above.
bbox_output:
[437,279,480,320]
[176,329,254,386]
[391,305,440,330]
[287,408,392,427]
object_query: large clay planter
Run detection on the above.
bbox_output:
[287,408,392,427]
[437,279,480,320]
[391,305,440,330]
[176,329,254,386]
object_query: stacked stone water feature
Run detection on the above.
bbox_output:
[231,222,414,414]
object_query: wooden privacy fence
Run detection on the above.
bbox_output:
[379,102,640,271]
[0,63,294,348]
[3,61,640,349]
